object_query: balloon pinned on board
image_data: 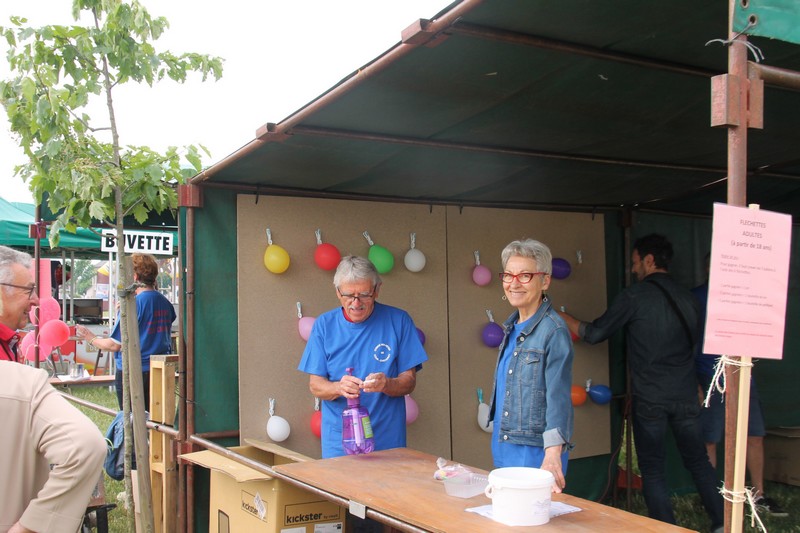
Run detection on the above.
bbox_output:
[571,384,587,406]
[476,388,493,433]
[266,398,291,442]
[560,306,580,342]
[472,250,492,286]
[586,379,612,405]
[296,302,316,341]
[403,232,427,273]
[314,229,341,271]
[263,228,290,274]
[405,394,419,425]
[481,309,504,348]
[363,231,394,274]
[310,398,322,438]
[552,257,572,280]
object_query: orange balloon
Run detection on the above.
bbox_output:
[571,385,587,406]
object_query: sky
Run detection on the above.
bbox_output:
[0,0,449,203]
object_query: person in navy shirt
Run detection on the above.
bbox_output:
[77,253,175,410]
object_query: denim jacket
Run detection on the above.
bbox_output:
[488,299,574,449]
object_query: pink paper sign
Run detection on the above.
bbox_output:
[704,203,792,359]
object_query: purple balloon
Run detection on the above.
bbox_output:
[417,327,426,346]
[552,257,572,280]
[482,322,504,348]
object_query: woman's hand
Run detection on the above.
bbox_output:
[541,445,566,493]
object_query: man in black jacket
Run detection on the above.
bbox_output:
[559,234,723,532]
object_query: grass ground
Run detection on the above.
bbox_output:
[68,387,798,533]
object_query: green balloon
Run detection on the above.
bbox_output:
[369,244,394,274]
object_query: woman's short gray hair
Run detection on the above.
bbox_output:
[333,255,382,288]
[501,239,553,274]
[0,245,32,285]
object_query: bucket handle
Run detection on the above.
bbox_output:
[484,483,494,499]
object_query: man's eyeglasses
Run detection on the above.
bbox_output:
[498,272,547,284]
[0,282,37,298]
[337,288,376,302]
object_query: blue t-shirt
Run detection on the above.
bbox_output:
[491,318,569,473]
[298,302,428,458]
[111,290,176,372]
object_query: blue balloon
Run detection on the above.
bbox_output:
[588,384,612,405]
[552,257,572,280]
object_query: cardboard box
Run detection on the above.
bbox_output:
[182,441,344,533]
[764,427,800,486]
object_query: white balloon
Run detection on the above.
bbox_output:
[266,415,291,442]
[477,402,493,433]
[404,248,427,272]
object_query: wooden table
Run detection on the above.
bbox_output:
[49,374,115,388]
[272,447,695,533]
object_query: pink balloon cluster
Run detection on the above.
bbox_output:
[23,296,70,361]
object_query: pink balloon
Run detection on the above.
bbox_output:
[20,333,53,362]
[40,319,70,347]
[30,296,61,325]
[405,394,419,425]
[472,264,492,286]
[298,316,316,341]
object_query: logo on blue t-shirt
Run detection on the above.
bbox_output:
[373,343,392,363]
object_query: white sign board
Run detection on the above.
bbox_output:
[101,230,174,256]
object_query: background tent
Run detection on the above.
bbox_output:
[0,196,102,256]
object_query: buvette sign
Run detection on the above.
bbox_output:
[101,229,174,256]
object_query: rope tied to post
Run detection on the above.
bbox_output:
[702,354,754,408]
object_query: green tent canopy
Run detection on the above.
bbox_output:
[0,196,102,256]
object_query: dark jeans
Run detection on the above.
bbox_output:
[631,397,723,529]
[115,370,150,412]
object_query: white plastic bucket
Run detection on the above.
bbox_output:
[484,467,554,526]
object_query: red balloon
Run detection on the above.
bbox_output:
[571,385,587,406]
[314,243,341,271]
[40,319,70,347]
[310,410,322,438]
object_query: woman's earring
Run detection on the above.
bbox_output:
[501,294,507,301]
[542,293,549,302]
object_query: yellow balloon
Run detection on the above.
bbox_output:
[264,244,290,274]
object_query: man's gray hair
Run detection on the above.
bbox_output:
[501,239,553,274]
[333,255,382,288]
[0,245,33,286]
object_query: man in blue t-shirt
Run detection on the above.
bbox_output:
[299,255,428,459]
[77,253,176,411]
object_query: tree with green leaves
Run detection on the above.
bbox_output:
[1,2,222,531]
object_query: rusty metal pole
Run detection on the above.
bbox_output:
[724,2,748,531]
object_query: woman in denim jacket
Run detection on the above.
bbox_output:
[488,239,574,492]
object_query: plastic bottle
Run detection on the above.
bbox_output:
[342,367,375,455]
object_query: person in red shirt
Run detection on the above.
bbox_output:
[0,245,39,362]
